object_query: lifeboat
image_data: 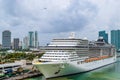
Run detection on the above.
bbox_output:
[84,55,109,63]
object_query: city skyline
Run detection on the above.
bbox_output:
[0,30,39,49]
[0,29,119,45]
[0,0,120,45]
[0,29,120,46]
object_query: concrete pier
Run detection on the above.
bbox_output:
[4,72,42,80]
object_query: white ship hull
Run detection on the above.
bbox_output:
[33,56,116,78]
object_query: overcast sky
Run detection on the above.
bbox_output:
[0,0,120,45]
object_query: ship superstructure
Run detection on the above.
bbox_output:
[33,36,116,78]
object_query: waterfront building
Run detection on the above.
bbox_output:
[23,36,29,49]
[13,38,19,50]
[2,30,11,49]
[29,31,34,48]
[99,30,108,43]
[111,30,120,51]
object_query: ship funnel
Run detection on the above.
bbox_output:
[69,32,75,39]
[83,37,87,40]
[99,37,103,39]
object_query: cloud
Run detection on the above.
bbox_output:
[49,0,97,33]
[0,0,120,45]
[90,0,120,29]
[0,0,97,33]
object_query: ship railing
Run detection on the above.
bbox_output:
[32,59,52,64]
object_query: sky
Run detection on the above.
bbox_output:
[0,0,120,45]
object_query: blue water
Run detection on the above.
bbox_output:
[26,57,120,80]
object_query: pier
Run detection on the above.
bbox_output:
[4,72,41,80]
[0,61,42,80]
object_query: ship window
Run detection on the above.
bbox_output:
[77,62,80,64]
[81,61,84,64]
[14,65,20,67]
[0,68,3,69]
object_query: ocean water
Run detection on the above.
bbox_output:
[26,57,120,80]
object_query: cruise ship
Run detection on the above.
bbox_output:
[33,34,117,78]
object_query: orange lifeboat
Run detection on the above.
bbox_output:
[84,55,110,63]
[85,57,100,62]
[99,55,109,59]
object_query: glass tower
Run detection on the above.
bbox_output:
[2,30,11,49]
[35,31,38,48]
[23,36,29,49]
[111,30,120,51]
[28,31,39,48]
[99,31,108,43]
[29,31,34,48]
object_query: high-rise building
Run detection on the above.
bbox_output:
[29,31,34,48]
[13,38,19,50]
[34,31,39,48]
[28,31,39,48]
[111,30,120,51]
[23,36,29,49]
[0,44,2,49]
[19,41,22,50]
[99,31,108,43]
[2,30,11,49]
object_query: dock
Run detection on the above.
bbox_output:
[4,72,42,80]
